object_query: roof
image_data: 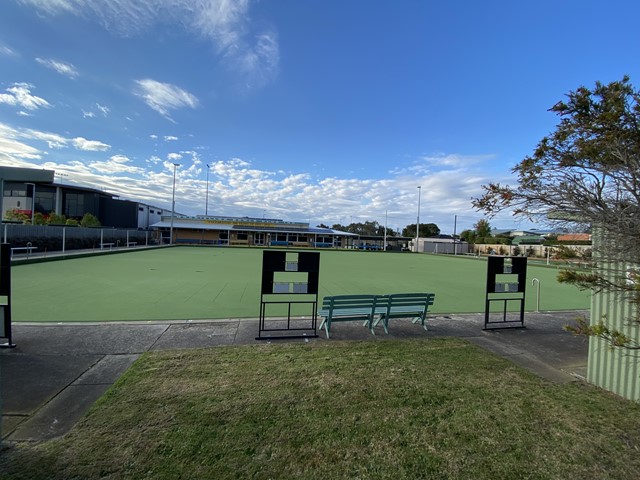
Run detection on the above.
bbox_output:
[149,220,356,236]
[557,233,591,242]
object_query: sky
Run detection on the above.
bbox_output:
[1,0,640,235]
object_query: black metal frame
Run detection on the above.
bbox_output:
[484,256,527,330]
[256,250,320,340]
[0,243,15,348]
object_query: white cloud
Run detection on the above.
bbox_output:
[24,128,67,149]
[89,154,144,174]
[0,116,521,231]
[0,44,18,57]
[16,0,279,90]
[72,137,111,151]
[82,110,95,118]
[133,79,198,119]
[0,83,50,111]
[164,135,178,141]
[35,57,79,78]
[96,104,109,116]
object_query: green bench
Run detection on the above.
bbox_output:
[317,294,385,339]
[373,293,436,333]
[318,293,436,339]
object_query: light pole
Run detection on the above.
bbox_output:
[169,163,179,245]
[416,186,421,253]
[205,163,210,217]
[25,183,36,225]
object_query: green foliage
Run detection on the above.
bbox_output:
[459,219,494,244]
[402,222,440,237]
[65,218,79,226]
[554,245,580,259]
[33,212,47,225]
[80,213,101,227]
[4,208,30,223]
[474,219,491,238]
[331,220,394,236]
[566,316,640,350]
[47,212,67,225]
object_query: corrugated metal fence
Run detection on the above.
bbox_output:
[588,255,640,401]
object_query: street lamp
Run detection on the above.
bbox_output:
[416,186,421,253]
[205,163,210,217]
[25,183,36,225]
[169,163,180,245]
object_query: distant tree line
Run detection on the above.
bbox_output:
[316,221,441,238]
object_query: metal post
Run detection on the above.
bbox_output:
[532,278,541,312]
[416,186,421,253]
[205,163,210,217]
[170,163,179,245]
[62,227,66,255]
[453,214,458,255]
[384,209,387,251]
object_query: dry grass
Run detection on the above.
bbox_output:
[3,338,640,479]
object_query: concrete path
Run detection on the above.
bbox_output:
[1,311,589,443]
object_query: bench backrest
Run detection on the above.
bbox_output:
[321,294,379,310]
[386,293,435,310]
[321,294,385,319]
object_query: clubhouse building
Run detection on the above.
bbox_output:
[150,215,358,248]
[0,166,165,229]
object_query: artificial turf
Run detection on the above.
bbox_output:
[11,246,590,322]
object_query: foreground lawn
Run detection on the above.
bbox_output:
[3,338,640,479]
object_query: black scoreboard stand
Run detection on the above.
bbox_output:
[256,250,320,340]
[0,243,15,348]
[484,255,527,330]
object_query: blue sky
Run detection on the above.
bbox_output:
[1,1,639,234]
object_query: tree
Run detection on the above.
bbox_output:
[459,229,476,243]
[402,223,440,238]
[472,77,640,348]
[80,213,101,228]
[47,212,67,225]
[33,212,47,225]
[474,219,491,238]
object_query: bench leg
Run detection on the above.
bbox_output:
[380,315,389,334]
[411,316,428,331]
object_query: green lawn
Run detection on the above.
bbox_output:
[11,247,590,322]
[2,339,640,479]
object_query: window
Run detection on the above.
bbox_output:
[36,191,55,213]
[65,193,85,217]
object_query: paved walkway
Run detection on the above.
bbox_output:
[1,311,590,443]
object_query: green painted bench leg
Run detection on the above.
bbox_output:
[378,315,389,334]
[411,316,428,331]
